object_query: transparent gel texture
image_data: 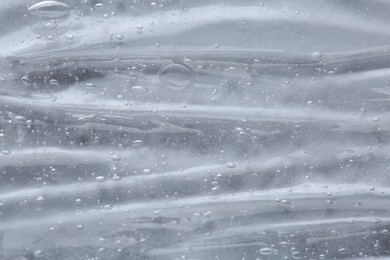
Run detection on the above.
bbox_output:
[1,0,390,259]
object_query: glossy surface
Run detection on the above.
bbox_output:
[1,0,390,259]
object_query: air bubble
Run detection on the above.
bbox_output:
[44,21,58,30]
[49,79,59,86]
[133,140,144,146]
[21,76,32,86]
[95,3,104,9]
[116,34,125,41]
[112,174,121,181]
[103,204,113,210]
[33,250,44,258]
[131,85,149,94]
[338,248,347,254]
[95,176,106,182]
[259,247,273,256]
[143,169,152,175]
[311,51,323,59]
[226,162,236,168]
[65,34,74,40]
[1,150,11,155]
[159,63,193,89]
[85,83,97,90]
[28,1,69,18]
[76,224,84,230]
[15,116,27,123]
[281,199,290,204]
[111,154,121,162]
[292,251,303,259]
